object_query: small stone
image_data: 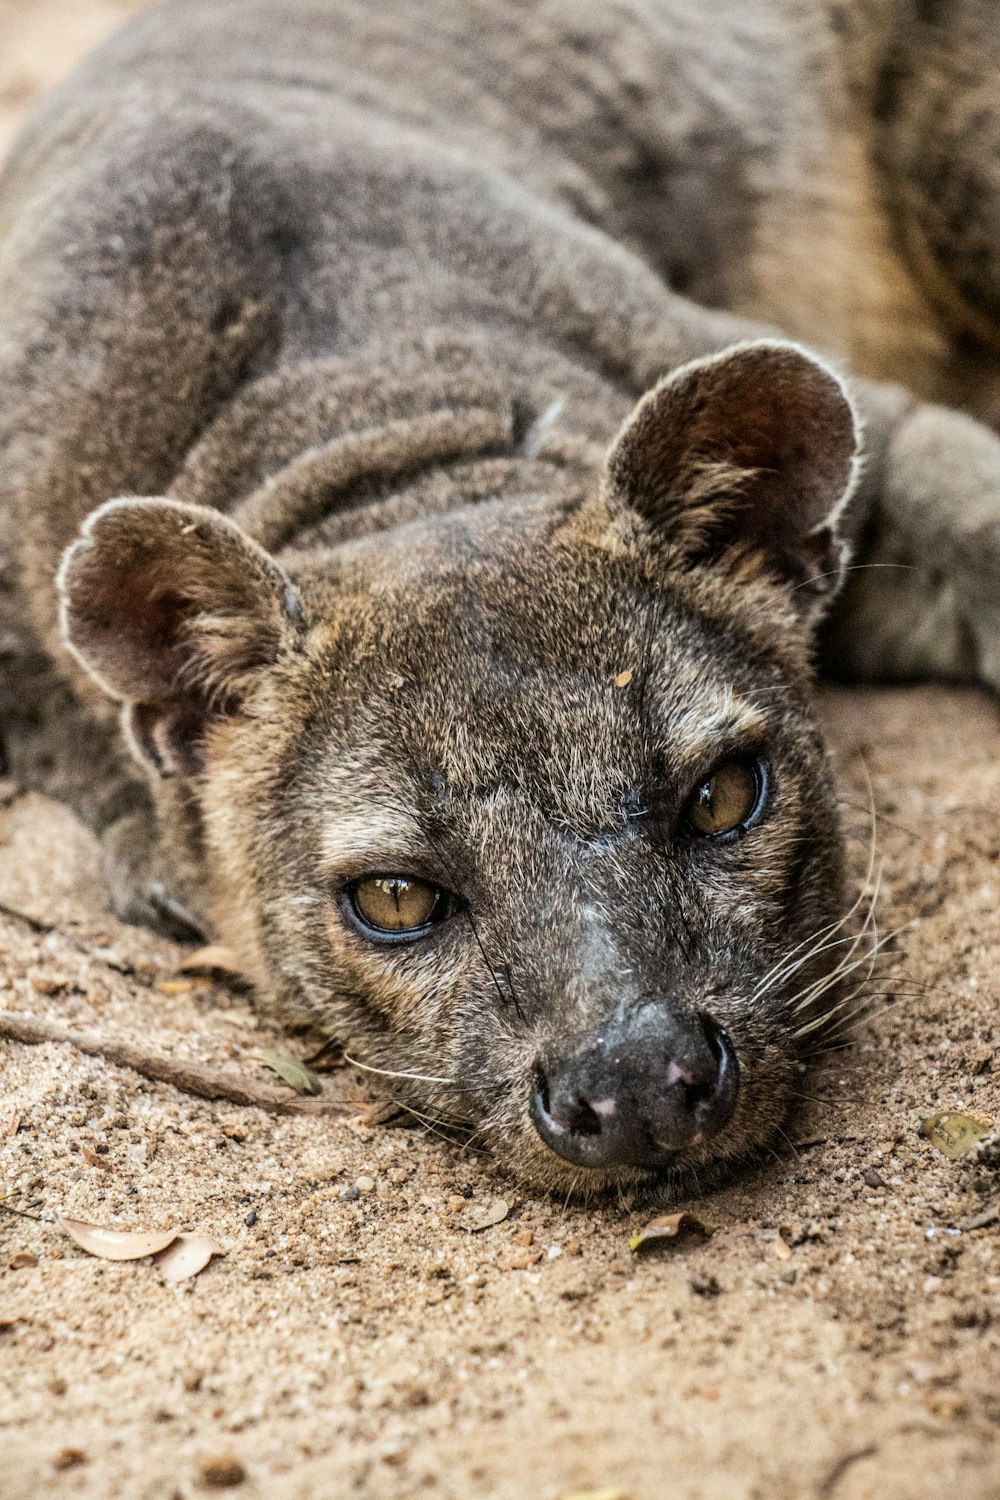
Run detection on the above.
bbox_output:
[53,1448,86,1471]
[340,1185,361,1203]
[9,1252,38,1270]
[500,1250,543,1271]
[863,1168,887,1189]
[32,974,73,996]
[244,1210,258,1228]
[513,1229,535,1247]
[689,1274,722,1298]
[447,1196,466,1214]
[198,1454,247,1488]
[926,1392,967,1422]
[613,668,633,688]
[565,1240,582,1256]
[355,1176,375,1194]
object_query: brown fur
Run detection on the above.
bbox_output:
[4,0,1000,1192]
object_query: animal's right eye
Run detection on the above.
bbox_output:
[345,875,455,940]
[682,757,768,839]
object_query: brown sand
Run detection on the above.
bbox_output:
[2,8,1000,1497]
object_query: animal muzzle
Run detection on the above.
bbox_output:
[530,1002,739,1169]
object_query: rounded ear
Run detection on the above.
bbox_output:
[58,498,305,776]
[603,340,860,613]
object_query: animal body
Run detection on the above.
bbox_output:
[3,0,1000,1192]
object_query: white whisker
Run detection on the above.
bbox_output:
[341,1052,455,1088]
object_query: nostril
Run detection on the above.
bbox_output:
[564,1096,602,1137]
[688,1012,739,1132]
[533,1065,602,1137]
[535,1064,551,1116]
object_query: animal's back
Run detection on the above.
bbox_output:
[0,0,951,393]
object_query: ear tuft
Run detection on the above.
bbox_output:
[604,340,860,612]
[58,498,302,774]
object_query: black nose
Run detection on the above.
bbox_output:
[530,1007,738,1169]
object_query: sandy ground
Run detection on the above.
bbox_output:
[3,6,1000,1499]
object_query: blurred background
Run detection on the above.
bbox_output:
[1,0,144,160]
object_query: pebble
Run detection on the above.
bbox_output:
[31,974,73,996]
[53,1448,86,1471]
[9,1252,38,1270]
[500,1249,543,1271]
[355,1176,375,1194]
[198,1454,247,1488]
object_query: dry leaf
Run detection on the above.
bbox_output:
[4,1107,20,1141]
[155,1234,225,1282]
[59,1217,179,1261]
[260,1050,323,1096]
[460,1198,510,1232]
[613,669,633,688]
[919,1111,993,1159]
[9,1251,38,1270]
[176,945,246,981]
[629,1211,715,1254]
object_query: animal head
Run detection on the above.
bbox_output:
[59,340,860,1193]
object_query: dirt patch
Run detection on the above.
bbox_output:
[3,705,999,1499]
[2,9,1000,1497]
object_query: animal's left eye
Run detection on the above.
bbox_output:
[683,757,768,838]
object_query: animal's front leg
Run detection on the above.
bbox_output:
[98,804,206,944]
[822,389,1000,691]
[2,646,206,941]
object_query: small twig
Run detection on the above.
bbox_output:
[818,1444,878,1497]
[0,1191,45,1222]
[0,1010,349,1117]
[0,899,54,936]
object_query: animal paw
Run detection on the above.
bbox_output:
[100,810,206,943]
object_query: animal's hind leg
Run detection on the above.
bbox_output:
[875,0,1000,425]
[820,381,1000,691]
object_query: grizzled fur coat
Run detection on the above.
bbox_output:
[2,0,1000,1189]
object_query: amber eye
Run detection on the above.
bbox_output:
[348,876,448,936]
[684,758,767,838]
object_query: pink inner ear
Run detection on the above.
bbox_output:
[60,496,297,710]
[62,544,195,704]
[695,353,858,539]
[606,341,859,558]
